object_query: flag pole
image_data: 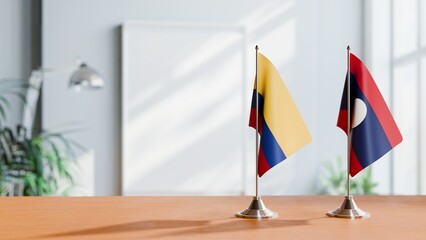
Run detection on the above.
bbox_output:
[236,45,277,219]
[326,46,369,219]
[255,45,259,198]
[346,45,351,198]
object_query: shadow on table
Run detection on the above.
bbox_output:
[37,217,316,238]
[36,220,210,238]
[154,218,311,238]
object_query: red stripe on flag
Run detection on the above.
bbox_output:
[337,109,348,134]
[249,108,263,134]
[258,147,270,177]
[350,54,402,147]
[350,147,364,177]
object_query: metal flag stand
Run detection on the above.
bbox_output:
[236,45,278,219]
[326,46,370,219]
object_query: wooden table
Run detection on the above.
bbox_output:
[0,196,425,239]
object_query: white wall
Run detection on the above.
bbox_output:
[314,1,364,193]
[365,0,426,195]
[0,0,32,127]
[42,0,363,195]
[364,0,393,194]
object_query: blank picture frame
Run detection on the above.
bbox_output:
[121,21,248,195]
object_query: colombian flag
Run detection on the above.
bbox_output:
[249,53,311,177]
[337,53,403,176]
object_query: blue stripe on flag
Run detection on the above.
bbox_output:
[260,120,287,168]
[351,76,393,168]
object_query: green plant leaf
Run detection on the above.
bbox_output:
[0,124,80,196]
[318,156,378,195]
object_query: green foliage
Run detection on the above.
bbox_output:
[0,78,80,196]
[0,126,81,196]
[318,156,378,195]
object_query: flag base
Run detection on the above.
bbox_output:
[236,196,278,219]
[327,195,370,219]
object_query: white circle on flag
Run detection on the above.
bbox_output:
[352,98,367,128]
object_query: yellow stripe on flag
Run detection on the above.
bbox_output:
[256,53,311,156]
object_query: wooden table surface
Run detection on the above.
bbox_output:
[0,196,425,239]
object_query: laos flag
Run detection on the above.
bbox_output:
[337,53,403,176]
[249,53,311,177]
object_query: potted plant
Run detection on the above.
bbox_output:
[0,79,80,196]
[318,156,378,195]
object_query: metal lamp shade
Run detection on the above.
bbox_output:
[69,63,104,90]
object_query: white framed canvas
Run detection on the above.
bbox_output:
[121,21,249,195]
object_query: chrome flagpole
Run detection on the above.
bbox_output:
[236,45,277,219]
[347,45,352,198]
[256,45,259,199]
[327,46,369,219]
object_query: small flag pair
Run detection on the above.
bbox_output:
[250,51,402,177]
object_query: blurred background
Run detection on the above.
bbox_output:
[0,0,424,196]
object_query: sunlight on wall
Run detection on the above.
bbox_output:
[41,0,373,196]
[363,0,426,195]
[172,31,243,79]
[121,0,363,196]
[393,62,418,194]
[393,0,417,58]
[258,20,295,68]
[241,0,294,31]
[124,25,245,195]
